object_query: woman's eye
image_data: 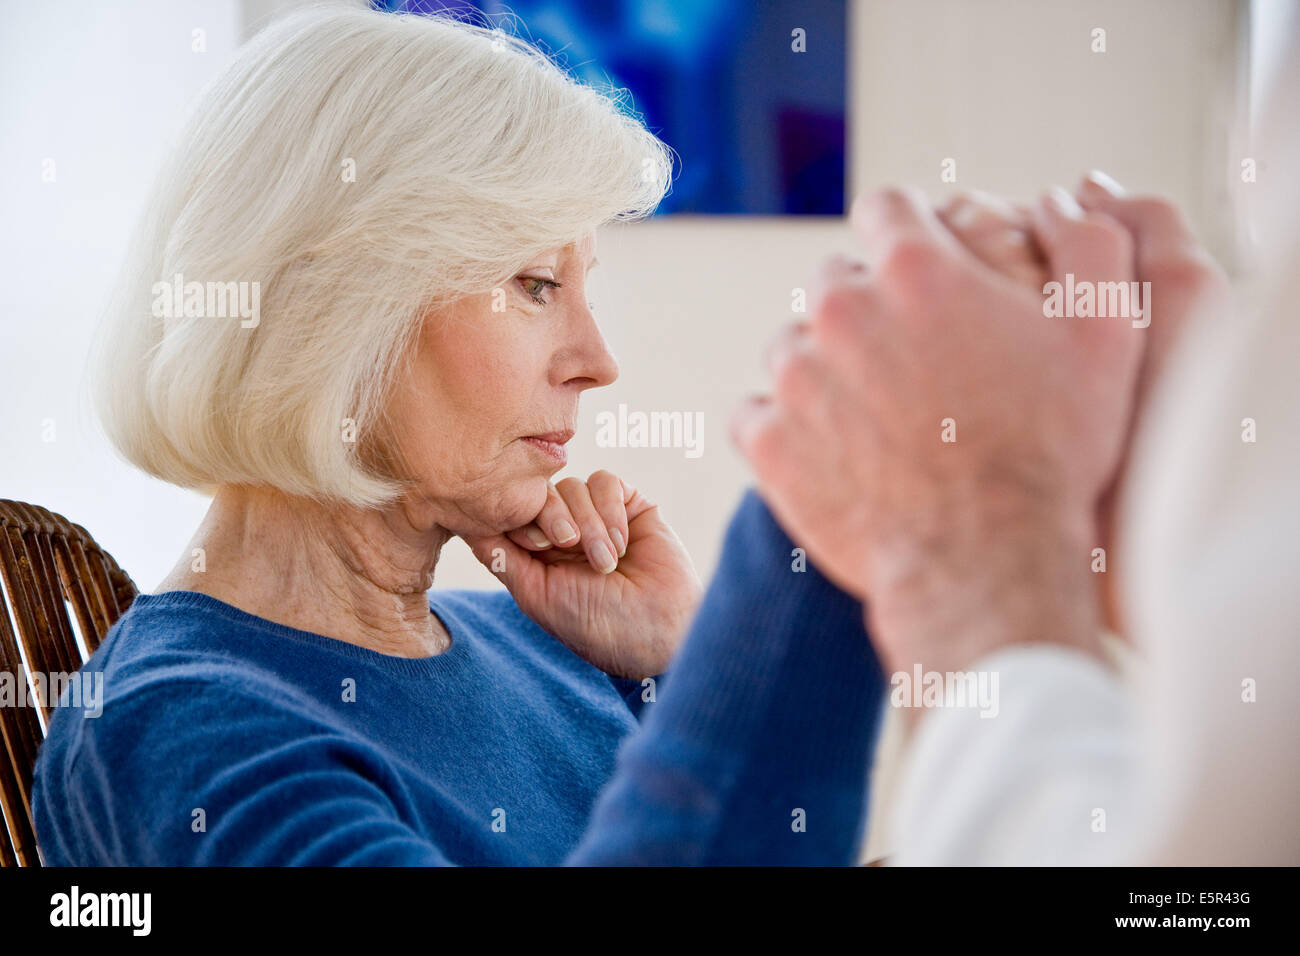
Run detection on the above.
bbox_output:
[519,276,562,306]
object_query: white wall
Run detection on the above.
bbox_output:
[0,0,240,591]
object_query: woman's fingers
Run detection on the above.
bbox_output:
[502,473,644,570]
[506,523,552,552]
[555,476,619,574]
[938,190,1047,287]
[534,482,581,549]
[1031,187,1134,289]
[587,469,629,558]
[940,189,1027,230]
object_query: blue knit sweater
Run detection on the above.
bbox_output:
[32,490,886,865]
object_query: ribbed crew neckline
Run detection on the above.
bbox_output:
[127,589,471,679]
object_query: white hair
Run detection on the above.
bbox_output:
[90,2,673,508]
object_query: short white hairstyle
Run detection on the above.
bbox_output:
[91,2,673,508]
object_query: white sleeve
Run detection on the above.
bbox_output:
[887,645,1139,866]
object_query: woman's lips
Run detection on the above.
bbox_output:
[521,431,573,465]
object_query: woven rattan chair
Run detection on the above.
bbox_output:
[0,500,138,866]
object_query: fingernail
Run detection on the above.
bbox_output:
[589,540,616,574]
[1044,185,1083,218]
[526,528,551,549]
[553,520,578,545]
[1083,169,1125,197]
[609,527,625,557]
[946,200,982,229]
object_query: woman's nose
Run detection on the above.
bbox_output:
[585,334,619,388]
[561,309,619,389]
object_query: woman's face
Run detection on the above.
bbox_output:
[385,232,617,535]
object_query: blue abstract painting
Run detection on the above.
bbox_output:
[371,0,848,215]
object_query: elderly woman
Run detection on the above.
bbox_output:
[32,7,885,866]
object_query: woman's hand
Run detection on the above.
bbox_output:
[462,471,703,679]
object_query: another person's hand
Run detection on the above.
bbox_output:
[942,178,1235,637]
[932,178,1233,639]
[464,472,702,679]
[731,186,1145,678]
[936,191,1049,289]
[937,188,1134,636]
[1069,172,1232,634]
[1073,171,1232,405]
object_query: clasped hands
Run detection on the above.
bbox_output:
[731,173,1230,687]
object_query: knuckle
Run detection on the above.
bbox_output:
[1129,195,1185,232]
[811,295,867,352]
[879,235,943,286]
[811,282,852,323]
[746,416,790,471]
[1099,218,1135,257]
[771,350,822,406]
[941,191,1010,231]
[852,186,920,232]
[1153,255,1223,297]
[942,190,976,210]
[872,185,923,215]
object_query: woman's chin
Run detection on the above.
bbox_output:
[477,478,552,536]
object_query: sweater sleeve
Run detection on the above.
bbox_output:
[40,489,885,866]
[567,488,888,865]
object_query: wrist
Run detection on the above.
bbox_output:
[865,497,1104,677]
